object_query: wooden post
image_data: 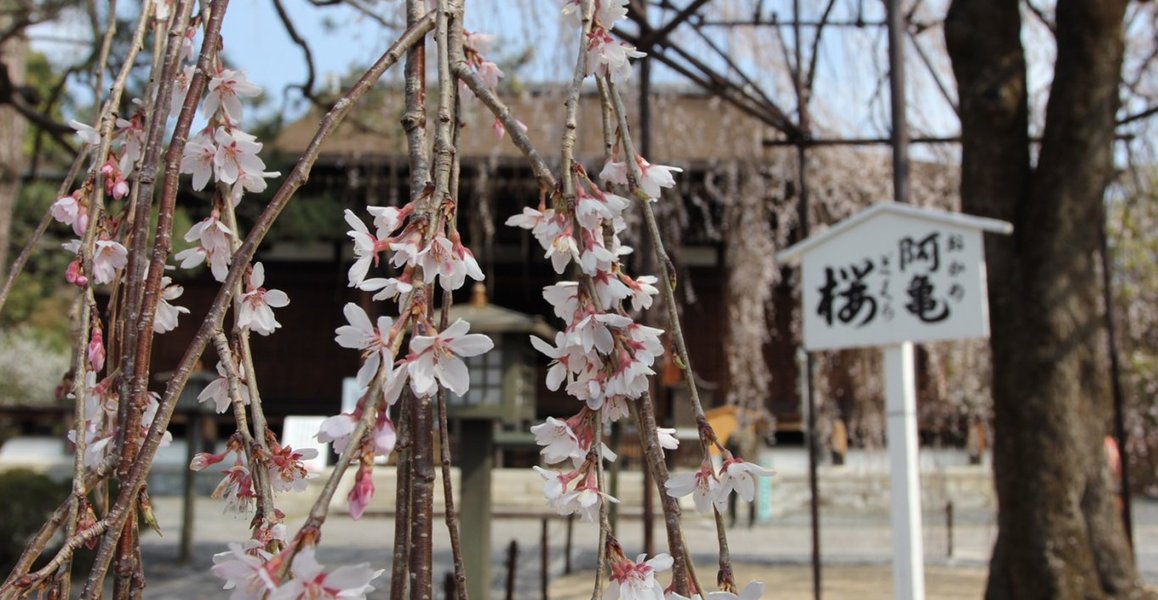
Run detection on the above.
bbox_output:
[504,539,518,600]
[540,518,549,600]
[460,420,493,600]
[179,410,202,564]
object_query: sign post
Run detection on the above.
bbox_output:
[777,202,1011,600]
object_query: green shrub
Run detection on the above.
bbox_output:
[0,469,69,574]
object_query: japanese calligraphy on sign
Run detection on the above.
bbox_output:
[776,203,1013,351]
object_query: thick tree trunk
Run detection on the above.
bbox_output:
[0,22,27,272]
[946,0,1149,598]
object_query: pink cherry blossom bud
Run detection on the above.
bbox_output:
[111,179,130,199]
[190,451,225,471]
[347,464,375,520]
[65,258,88,288]
[87,327,105,373]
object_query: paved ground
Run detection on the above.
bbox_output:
[135,494,1158,599]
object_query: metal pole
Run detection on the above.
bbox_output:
[886,0,910,205]
[791,1,821,596]
[884,342,925,600]
[797,348,821,600]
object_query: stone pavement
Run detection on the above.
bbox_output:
[135,494,1158,599]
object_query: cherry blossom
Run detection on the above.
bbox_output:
[214,127,267,186]
[358,276,414,303]
[316,412,358,454]
[417,234,484,291]
[175,245,230,282]
[717,458,775,504]
[267,547,383,600]
[334,302,395,388]
[606,552,673,600]
[90,239,128,285]
[203,68,262,122]
[586,30,646,82]
[530,416,584,465]
[115,113,145,174]
[212,461,257,513]
[545,229,582,274]
[343,210,382,287]
[186,210,234,256]
[238,262,289,336]
[211,542,277,600]
[266,443,318,493]
[529,332,580,391]
[180,131,217,191]
[406,319,493,397]
[154,276,190,333]
[69,120,100,146]
[51,193,88,235]
[600,156,683,200]
[665,462,720,514]
[625,274,659,311]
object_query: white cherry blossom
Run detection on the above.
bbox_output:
[406,319,494,397]
[180,131,217,191]
[717,458,775,504]
[213,127,266,185]
[334,302,394,388]
[198,360,251,414]
[238,262,289,336]
[203,68,262,122]
[154,276,190,333]
[268,547,383,600]
[92,239,128,285]
[586,32,646,82]
[69,120,101,146]
[665,462,719,514]
[606,552,672,600]
[211,542,276,600]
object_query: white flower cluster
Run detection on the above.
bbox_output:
[211,544,383,600]
[319,161,493,519]
[171,64,286,336]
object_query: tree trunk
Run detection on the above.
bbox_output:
[0,20,27,272]
[946,0,1149,598]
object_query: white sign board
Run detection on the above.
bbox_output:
[778,203,1012,352]
[779,203,1012,600]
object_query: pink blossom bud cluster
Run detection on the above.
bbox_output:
[191,435,319,513]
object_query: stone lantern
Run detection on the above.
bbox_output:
[445,283,553,599]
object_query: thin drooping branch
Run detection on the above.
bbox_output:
[0,149,87,316]
[452,66,556,190]
[603,76,735,589]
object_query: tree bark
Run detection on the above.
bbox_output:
[0,20,27,272]
[946,0,1149,598]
